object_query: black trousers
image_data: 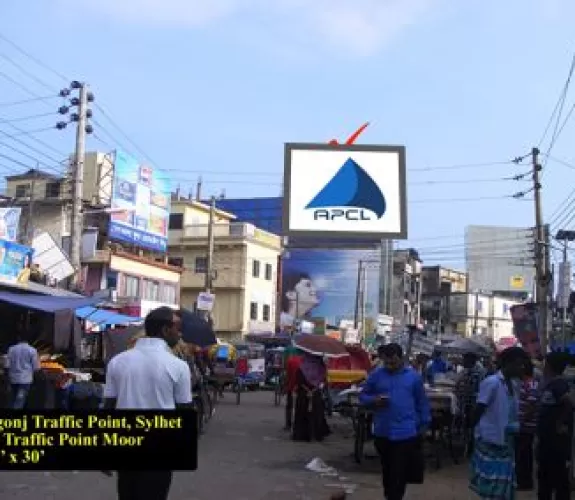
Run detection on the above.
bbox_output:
[374,437,419,500]
[285,391,294,429]
[117,471,173,500]
[515,432,535,490]
[537,445,571,500]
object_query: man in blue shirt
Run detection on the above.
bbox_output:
[359,343,431,500]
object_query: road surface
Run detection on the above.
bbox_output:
[0,391,537,499]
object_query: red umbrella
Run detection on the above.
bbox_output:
[293,334,350,358]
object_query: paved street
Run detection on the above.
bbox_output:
[0,391,537,499]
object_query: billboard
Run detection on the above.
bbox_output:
[108,150,171,252]
[0,207,22,242]
[280,248,380,327]
[282,143,407,240]
[0,239,33,282]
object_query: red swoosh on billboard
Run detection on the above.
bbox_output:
[329,122,370,145]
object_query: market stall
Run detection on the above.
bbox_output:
[0,291,101,408]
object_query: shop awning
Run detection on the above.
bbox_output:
[76,306,142,326]
[0,291,101,313]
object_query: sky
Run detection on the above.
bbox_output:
[1,0,575,270]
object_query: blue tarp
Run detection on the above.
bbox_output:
[0,291,101,313]
[76,306,142,326]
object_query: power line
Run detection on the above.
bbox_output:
[0,95,58,108]
[0,32,69,83]
[0,52,58,93]
[0,112,56,124]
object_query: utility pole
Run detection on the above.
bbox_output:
[555,230,575,348]
[473,290,480,335]
[532,147,550,353]
[25,166,38,246]
[205,195,216,292]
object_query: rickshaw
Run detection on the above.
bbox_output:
[207,342,238,403]
[233,343,266,390]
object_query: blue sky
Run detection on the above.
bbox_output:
[1,0,575,269]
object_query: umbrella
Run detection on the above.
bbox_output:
[180,308,217,347]
[292,334,350,358]
[437,337,491,356]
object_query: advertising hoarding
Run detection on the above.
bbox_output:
[0,239,33,282]
[282,143,407,240]
[281,248,379,327]
[0,208,21,242]
[109,150,171,252]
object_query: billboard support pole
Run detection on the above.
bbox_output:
[70,83,89,289]
[354,260,363,328]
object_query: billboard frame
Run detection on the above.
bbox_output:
[282,143,408,240]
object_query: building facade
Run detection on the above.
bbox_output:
[448,292,519,340]
[3,152,182,312]
[168,198,281,340]
[420,266,467,332]
[465,225,535,297]
[390,248,422,326]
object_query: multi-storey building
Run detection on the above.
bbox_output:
[168,197,281,340]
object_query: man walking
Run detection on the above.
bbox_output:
[360,343,431,500]
[7,329,40,409]
[103,306,193,500]
[537,352,573,500]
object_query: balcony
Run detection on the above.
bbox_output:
[169,222,281,249]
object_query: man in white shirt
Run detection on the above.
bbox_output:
[103,306,192,500]
[7,332,40,409]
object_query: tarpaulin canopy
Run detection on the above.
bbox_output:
[76,306,142,326]
[0,291,101,313]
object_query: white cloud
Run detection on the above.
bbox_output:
[56,0,439,56]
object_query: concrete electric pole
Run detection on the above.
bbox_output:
[69,83,89,289]
[532,147,550,353]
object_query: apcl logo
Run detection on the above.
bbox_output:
[305,157,386,221]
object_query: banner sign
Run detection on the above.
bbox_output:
[109,150,171,252]
[0,208,21,242]
[0,410,197,470]
[0,239,33,282]
[510,302,541,359]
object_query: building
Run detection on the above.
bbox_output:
[3,151,182,314]
[465,225,535,297]
[448,292,520,340]
[420,266,467,332]
[168,197,282,340]
[390,248,422,326]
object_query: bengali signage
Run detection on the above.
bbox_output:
[510,303,541,359]
[109,150,171,252]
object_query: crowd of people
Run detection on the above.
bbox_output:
[6,305,574,500]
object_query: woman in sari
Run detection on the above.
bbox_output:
[292,354,330,442]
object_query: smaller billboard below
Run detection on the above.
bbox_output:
[109,150,171,252]
[0,239,33,282]
[32,232,74,282]
[283,143,407,240]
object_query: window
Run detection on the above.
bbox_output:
[195,257,207,273]
[15,184,30,198]
[265,263,273,281]
[163,284,177,304]
[124,274,140,297]
[252,260,260,278]
[169,213,183,229]
[263,304,271,322]
[143,279,160,301]
[168,257,183,268]
[250,302,258,320]
[45,182,61,198]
